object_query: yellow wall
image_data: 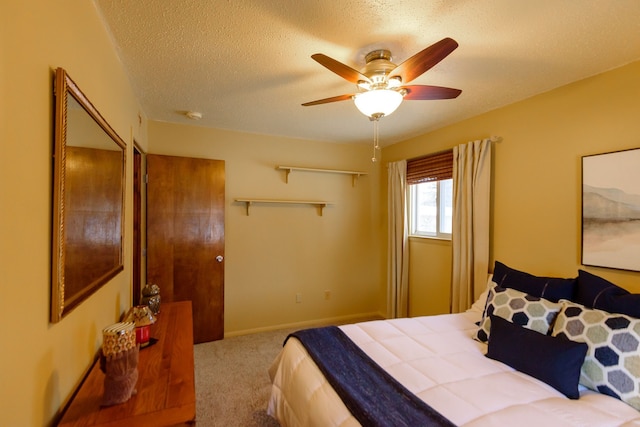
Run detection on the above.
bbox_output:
[2,0,640,425]
[407,237,452,316]
[148,122,383,335]
[383,60,640,316]
[1,1,146,425]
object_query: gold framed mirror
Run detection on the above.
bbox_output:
[51,68,126,323]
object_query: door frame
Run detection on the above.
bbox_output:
[132,142,145,305]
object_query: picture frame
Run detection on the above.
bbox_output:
[581,147,640,272]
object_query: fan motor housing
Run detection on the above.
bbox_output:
[361,49,397,83]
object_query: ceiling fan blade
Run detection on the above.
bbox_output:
[402,85,462,100]
[302,93,354,106]
[389,38,459,84]
[311,54,371,84]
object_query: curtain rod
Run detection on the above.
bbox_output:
[395,136,503,165]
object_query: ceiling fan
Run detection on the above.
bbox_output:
[302,37,461,161]
[302,37,462,120]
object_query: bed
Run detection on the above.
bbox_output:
[267,262,640,426]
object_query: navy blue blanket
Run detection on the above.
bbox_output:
[286,326,456,427]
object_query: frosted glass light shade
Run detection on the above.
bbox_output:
[354,89,403,117]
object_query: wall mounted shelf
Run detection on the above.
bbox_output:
[276,166,367,187]
[235,198,332,216]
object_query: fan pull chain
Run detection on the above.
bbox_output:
[372,117,380,162]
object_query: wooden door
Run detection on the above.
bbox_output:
[146,154,225,343]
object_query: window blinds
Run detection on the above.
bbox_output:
[406,149,453,184]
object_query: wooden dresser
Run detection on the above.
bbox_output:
[58,301,196,426]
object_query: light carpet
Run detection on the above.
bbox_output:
[194,328,295,427]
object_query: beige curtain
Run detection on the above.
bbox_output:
[451,139,492,313]
[387,160,409,318]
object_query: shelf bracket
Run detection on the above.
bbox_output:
[352,173,365,187]
[243,200,252,216]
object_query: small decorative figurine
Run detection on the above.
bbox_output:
[123,305,157,347]
[141,283,161,315]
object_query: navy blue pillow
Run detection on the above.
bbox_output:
[492,261,576,302]
[575,270,640,318]
[486,315,588,399]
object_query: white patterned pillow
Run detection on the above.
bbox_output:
[475,282,562,343]
[552,301,640,410]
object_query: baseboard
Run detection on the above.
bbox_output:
[224,311,386,338]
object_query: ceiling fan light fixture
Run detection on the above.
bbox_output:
[357,80,371,90]
[387,76,402,88]
[354,89,403,118]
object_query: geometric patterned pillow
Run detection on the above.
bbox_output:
[475,282,562,343]
[551,300,640,410]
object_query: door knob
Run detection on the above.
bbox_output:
[216,255,224,263]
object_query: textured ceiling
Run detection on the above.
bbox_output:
[94,0,640,146]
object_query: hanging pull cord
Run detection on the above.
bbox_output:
[370,113,384,162]
[372,117,379,162]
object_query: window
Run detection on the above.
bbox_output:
[407,150,453,239]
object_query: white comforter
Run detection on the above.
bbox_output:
[268,311,640,426]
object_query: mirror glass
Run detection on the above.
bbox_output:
[51,68,126,322]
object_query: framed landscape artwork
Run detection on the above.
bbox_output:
[582,147,640,271]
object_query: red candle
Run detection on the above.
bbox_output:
[135,324,151,346]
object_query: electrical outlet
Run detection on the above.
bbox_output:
[296,293,302,303]
[324,290,331,300]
